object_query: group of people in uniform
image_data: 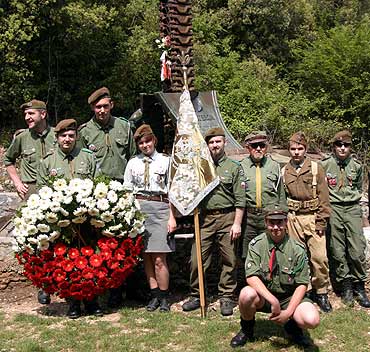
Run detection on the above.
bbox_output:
[4,87,370,348]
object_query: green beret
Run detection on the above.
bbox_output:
[265,207,288,220]
[134,124,154,142]
[331,130,352,144]
[20,99,46,111]
[88,87,110,105]
[289,131,308,147]
[54,119,78,134]
[244,131,267,144]
[204,127,225,142]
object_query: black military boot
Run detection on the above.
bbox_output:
[284,319,311,348]
[353,281,370,308]
[146,287,161,312]
[159,289,171,312]
[314,293,333,313]
[84,298,103,317]
[67,298,82,319]
[230,317,255,348]
[37,289,51,305]
[341,279,354,307]
[107,286,124,309]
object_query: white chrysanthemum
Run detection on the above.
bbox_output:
[53,178,67,191]
[50,202,61,212]
[26,224,38,236]
[49,231,61,242]
[111,205,120,214]
[88,208,99,216]
[38,198,51,211]
[94,182,108,199]
[84,197,96,209]
[96,198,110,211]
[72,216,87,224]
[109,223,122,231]
[102,230,114,237]
[73,207,87,216]
[90,218,105,228]
[27,194,40,209]
[69,178,83,193]
[45,212,58,223]
[124,209,135,224]
[59,208,69,217]
[37,235,50,250]
[37,223,50,233]
[101,212,114,223]
[109,180,124,192]
[21,207,32,218]
[52,191,64,203]
[117,231,127,238]
[62,195,73,205]
[57,219,71,227]
[28,237,38,245]
[39,186,53,200]
[133,219,145,234]
[117,197,129,210]
[35,209,45,221]
[13,217,24,228]
[25,245,34,254]
[107,190,118,204]
[16,235,26,245]
[79,179,94,197]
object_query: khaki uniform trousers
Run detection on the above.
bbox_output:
[287,212,329,294]
[189,211,237,298]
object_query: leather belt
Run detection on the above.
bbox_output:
[287,197,319,212]
[136,194,169,203]
[203,207,234,215]
[247,207,264,214]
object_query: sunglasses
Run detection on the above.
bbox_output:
[249,142,266,149]
[334,141,351,148]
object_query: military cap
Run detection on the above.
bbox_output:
[20,99,46,111]
[87,87,110,105]
[289,131,308,147]
[265,208,288,220]
[331,130,352,144]
[244,131,268,144]
[54,119,78,133]
[134,124,154,142]
[204,127,225,142]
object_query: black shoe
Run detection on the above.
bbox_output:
[314,293,332,313]
[230,317,255,348]
[220,298,235,316]
[67,299,81,319]
[84,299,103,317]
[230,330,248,348]
[146,297,161,312]
[107,287,123,309]
[37,290,51,305]
[159,297,171,312]
[353,282,370,308]
[284,319,311,348]
[182,297,201,312]
[341,279,354,307]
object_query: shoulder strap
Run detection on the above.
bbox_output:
[311,160,318,198]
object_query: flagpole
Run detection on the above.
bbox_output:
[194,207,206,318]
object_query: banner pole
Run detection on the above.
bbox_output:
[194,207,206,318]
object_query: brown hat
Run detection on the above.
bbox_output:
[244,131,267,144]
[332,130,352,144]
[204,127,225,142]
[54,119,77,134]
[265,208,288,220]
[87,87,110,105]
[289,131,308,147]
[134,124,154,141]
[20,99,46,111]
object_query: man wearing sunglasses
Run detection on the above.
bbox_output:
[240,131,287,260]
[283,132,332,313]
[321,131,370,308]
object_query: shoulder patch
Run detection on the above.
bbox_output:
[118,116,129,123]
[250,236,262,246]
[13,129,26,138]
[352,157,362,166]
[43,150,54,159]
[78,123,87,131]
[321,154,331,161]
[81,148,93,154]
[230,159,241,166]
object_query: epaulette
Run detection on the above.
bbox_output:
[13,129,26,138]
[81,148,93,154]
[321,154,332,161]
[43,150,54,159]
[249,236,263,247]
[78,123,87,131]
[118,116,129,123]
[352,156,362,166]
[295,241,306,251]
[230,159,241,166]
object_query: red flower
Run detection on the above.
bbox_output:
[97,277,110,289]
[89,254,103,268]
[107,259,120,270]
[121,239,133,251]
[97,238,109,250]
[70,291,83,300]
[70,283,82,292]
[43,261,55,272]
[81,246,94,257]
[95,267,108,279]
[107,238,118,250]
[74,256,88,270]
[114,248,126,261]
[70,272,82,282]
[54,256,64,267]
[58,281,69,290]
[61,260,75,272]
[54,243,67,256]
[124,257,135,267]
[53,269,66,282]
[68,248,80,260]
[100,248,112,261]
[82,267,95,280]
[30,256,43,265]
[40,249,54,261]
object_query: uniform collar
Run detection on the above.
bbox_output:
[92,115,115,129]
[31,125,51,138]
[267,233,289,252]
[139,150,158,161]
[57,146,79,160]
[334,154,351,167]
[214,152,227,165]
[249,155,267,167]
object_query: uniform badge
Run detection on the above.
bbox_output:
[247,262,252,268]
[241,181,246,189]
[326,174,337,186]
[89,144,97,152]
[347,175,353,187]
[49,169,58,176]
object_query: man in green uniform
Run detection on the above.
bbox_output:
[283,132,332,313]
[182,127,246,316]
[5,99,56,305]
[230,208,320,348]
[38,119,96,186]
[321,130,370,308]
[78,87,136,182]
[38,119,101,319]
[5,99,55,200]
[240,131,287,259]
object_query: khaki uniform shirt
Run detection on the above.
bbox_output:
[245,233,309,297]
[241,155,287,210]
[37,147,96,186]
[321,155,363,204]
[79,116,136,180]
[4,126,56,183]
[284,157,331,230]
[201,153,246,210]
